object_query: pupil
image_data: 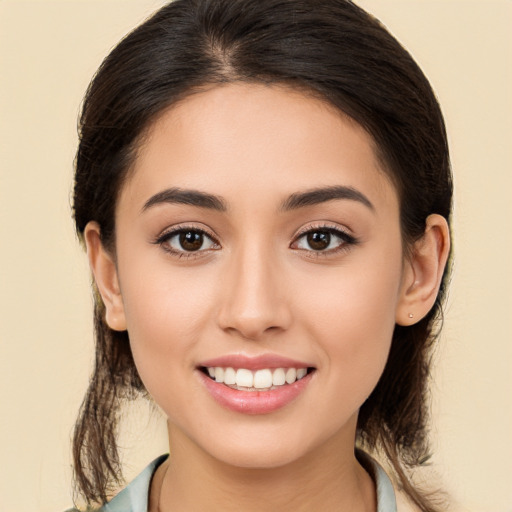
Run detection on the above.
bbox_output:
[180,231,203,251]
[307,231,330,250]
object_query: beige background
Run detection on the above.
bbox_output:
[0,1,510,511]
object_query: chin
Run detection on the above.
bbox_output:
[187,418,343,471]
[208,441,307,470]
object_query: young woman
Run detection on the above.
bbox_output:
[69,0,452,510]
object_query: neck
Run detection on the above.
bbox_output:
[151,419,376,512]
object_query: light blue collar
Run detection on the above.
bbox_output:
[99,452,397,512]
[99,454,168,512]
[357,450,398,512]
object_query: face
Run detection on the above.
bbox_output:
[104,83,409,468]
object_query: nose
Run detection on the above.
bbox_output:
[216,241,292,341]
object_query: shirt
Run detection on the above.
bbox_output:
[69,452,398,512]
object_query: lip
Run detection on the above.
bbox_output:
[197,367,314,416]
[199,353,314,370]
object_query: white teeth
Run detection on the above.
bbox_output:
[285,368,297,384]
[272,368,286,386]
[224,367,236,385]
[254,369,273,389]
[214,367,224,382]
[236,368,254,388]
[296,368,307,380]
[205,366,310,389]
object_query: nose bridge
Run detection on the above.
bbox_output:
[217,236,290,339]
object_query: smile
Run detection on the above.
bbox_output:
[197,356,316,414]
[203,366,310,391]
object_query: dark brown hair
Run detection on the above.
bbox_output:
[72,0,452,510]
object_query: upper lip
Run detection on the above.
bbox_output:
[199,354,314,370]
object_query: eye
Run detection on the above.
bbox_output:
[155,227,220,256]
[292,226,357,254]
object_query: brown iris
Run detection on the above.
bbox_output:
[179,231,204,251]
[307,231,331,250]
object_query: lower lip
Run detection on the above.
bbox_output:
[198,370,313,415]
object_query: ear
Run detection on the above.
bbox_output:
[84,221,127,331]
[396,214,450,326]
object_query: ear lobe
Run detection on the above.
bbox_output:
[84,221,127,331]
[396,214,450,326]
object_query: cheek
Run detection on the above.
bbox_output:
[117,260,219,397]
[119,250,217,336]
[298,248,403,399]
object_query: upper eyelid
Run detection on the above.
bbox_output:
[155,223,219,243]
[293,222,353,239]
[291,223,358,252]
[154,226,220,259]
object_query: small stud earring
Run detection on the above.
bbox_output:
[408,313,414,319]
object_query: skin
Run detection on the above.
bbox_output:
[85,83,450,512]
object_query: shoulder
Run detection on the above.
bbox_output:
[63,509,99,512]
[101,454,168,512]
[64,455,168,512]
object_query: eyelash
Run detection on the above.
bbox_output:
[291,224,358,258]
[153,225,220,259]
[153,223,358,260]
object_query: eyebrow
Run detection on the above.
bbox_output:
[141,184,374,214]
[142,187,227,212]
[280,185,374,212]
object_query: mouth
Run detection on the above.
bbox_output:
[197,354,316,414]
[199,366,315,392]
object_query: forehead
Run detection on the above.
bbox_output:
[120,83,397,215]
